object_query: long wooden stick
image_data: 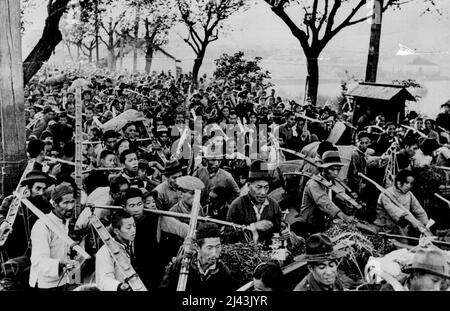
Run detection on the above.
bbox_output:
[378,232,450,248]
[435,193,450,206]
[19,195,90,260]
[93,204,250,231]
[176,190,201,291]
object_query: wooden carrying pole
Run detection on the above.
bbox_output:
[93,204,250,231]
[19,195,91,260]
[177,190,201,291]
[0,0,27,197]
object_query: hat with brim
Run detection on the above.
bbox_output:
[163,160,186,176]
[402,248,450,278]
[21,171,50,186]
[295,233,339,263]
[176,176,205,191]
[247,159,273,182]
[441,102,450,108]
[318,150,345,169]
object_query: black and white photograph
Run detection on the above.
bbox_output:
[1,0,450,300]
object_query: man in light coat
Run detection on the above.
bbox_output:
[95,210,136,291]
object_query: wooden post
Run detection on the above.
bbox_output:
[365,0,383,82]
[74,88,83,218]
[0,0,27,197]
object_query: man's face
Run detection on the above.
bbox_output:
[415,120,423,130]
[30,182,46,198]
[124,153,138,173]
[67,104,75,115]
[175,114,184,124]
[207,159,221,174]
[324,166,341,180]
[249,180,270,204]
[387,125,396,137]
[44,112,55,122]
[168,172,183,188]
[101,154,116,168]
[397,176,414,194]
[180,188,195,206]
[376,117,385,127]
[59,117,67,126]
[287,115,296,127]
[124,125,138,140]
[54,193,75,219]
[198,237,221,268]
[105,137,117,150]
[410,273,445,291]
[86,109,94,121]
[309,260,338,287]
[228,114,238,125]
[114,217,136,243]
[144,195,156,210]
[159,133,169,143]
[357,137,371,153]
[125,196,144,220]
[406,144,419,158]
[112,184,129,202]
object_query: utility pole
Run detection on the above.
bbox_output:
[0,0,27,197]
[365,0,383,82]
[95,0,99,66]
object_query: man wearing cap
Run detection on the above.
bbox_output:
[159,223,235,291]
[436,100,450,132]
[293,233,344,291]
[295,151,356,237]
[169,176,205,218]
[27,105,55,140]
[380,246,450,291]
[193,147,240,205]
[151,160,185,211]
[0,171,53,258]
[29,184,80,290]
[226,160,282,244]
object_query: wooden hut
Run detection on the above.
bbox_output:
[346,82,415,126]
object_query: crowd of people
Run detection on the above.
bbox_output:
[0,65,450,292]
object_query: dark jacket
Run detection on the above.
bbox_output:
[226,194,281,244]
[293,272,344,291]
[159,257,235,291]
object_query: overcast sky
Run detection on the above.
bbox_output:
[23,0,450,65]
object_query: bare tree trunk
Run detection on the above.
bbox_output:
[133,3,141,73]
[306,53,319,105]
[145,44,154,73]
[23,0,70,85]
[192,47,206,90]
[0,0,27,196]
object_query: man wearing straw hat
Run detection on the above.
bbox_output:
[294,151,356,238]
[293,233,344,291]
[380,246,450,291]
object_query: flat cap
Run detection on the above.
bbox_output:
[176,176,205,191]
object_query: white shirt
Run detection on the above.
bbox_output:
[29,212,70,289]
[95,241,132,291]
